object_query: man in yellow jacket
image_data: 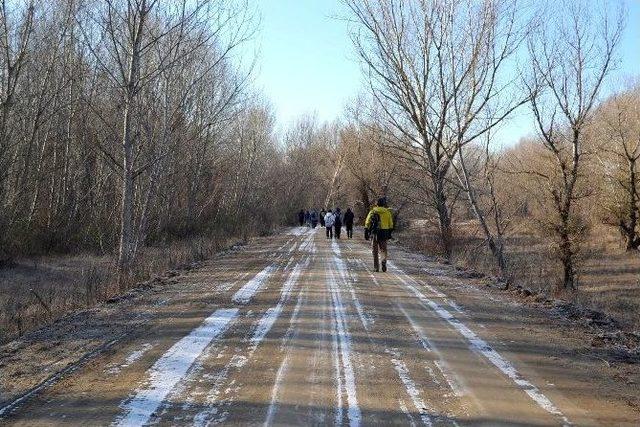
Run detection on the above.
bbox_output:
[365,197,394,272]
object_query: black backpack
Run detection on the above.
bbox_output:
[365,211,380,240]
[369,211,380,233]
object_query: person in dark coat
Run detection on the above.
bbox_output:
[304,210,310,227]
[344,208,355,238]
[310,209,319,228]
[298,209,305,226]
[334,208,342,239]
[320,208,326,227]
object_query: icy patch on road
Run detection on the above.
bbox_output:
[286,227,309,236]
[398,399,418,426]
[232,264,276,304]
[115,308,238,427]
[264,286,306,426]
[391,263,571,425]
[397,305,433,352]
[328,243,362,426]
[332,241,372,331]
[251,260,306,349]
[433,361,465,398]
[105,343,154,375]
[387,349,433,426]
[447,300,464,313]
[194,261,308,426]
[397,304,466,399]
[298,231,317,254]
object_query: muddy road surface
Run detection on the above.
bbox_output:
[1,227,638,425]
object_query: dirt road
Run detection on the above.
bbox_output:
[1,227,638,425]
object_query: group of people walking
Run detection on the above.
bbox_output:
[297,209,320,228]
[298,207,355,239]
[296,197,394,273]
[322,207,354,239]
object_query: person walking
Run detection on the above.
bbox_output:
[298,209,305,227]
[310,209,319,228]
[320,208,326,227]
[334,208,342,239]
[344,207,355,239]
[365,197,394,272]
[304,210,310,227]
[324,209,335,239]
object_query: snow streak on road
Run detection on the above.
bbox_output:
[232,264,277,304]
[115,308,238,426]
[390,262,571,426]
[250,258,308,349]
[328,240,361,426]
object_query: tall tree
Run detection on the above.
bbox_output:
[523,0,624,291]
[346,0,528,259]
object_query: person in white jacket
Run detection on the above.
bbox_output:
[324,210,335,239]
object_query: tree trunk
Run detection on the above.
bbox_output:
[624,159,639,250]
[433,174,453,258]
[116,3,146,288]
[558,209,576,291]
[456,150,508,278]
[117,100,136,288]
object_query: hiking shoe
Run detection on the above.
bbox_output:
[381,261,387,272]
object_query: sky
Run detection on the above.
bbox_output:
[247,1,359,127]
[247,0,640,145]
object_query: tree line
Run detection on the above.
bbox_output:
[334,0,630,293]
[288,0,632,295]
[0,0,301,288]
[0,0,636,298]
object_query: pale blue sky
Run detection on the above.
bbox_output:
[248,0,640,145]
[249,1,358,126]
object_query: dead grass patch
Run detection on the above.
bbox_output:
[399,220,640,330]
[0,233,242,343]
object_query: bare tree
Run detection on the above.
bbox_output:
[596,88,640,250]
[449,128,515,279]
[0,0,34,247]
[340,121,400,220]
[523,0,624,291]
[345,0,528,259]
[77,0,255,284]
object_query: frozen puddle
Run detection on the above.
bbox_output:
[114,308,238,427]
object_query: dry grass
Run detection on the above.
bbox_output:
[0,234,240,343]
[399,220,640,331]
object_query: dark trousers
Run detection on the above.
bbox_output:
[326,226,333,238]
[372,237,388,270]
[346,224,353,238]
[334,224,341,239]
